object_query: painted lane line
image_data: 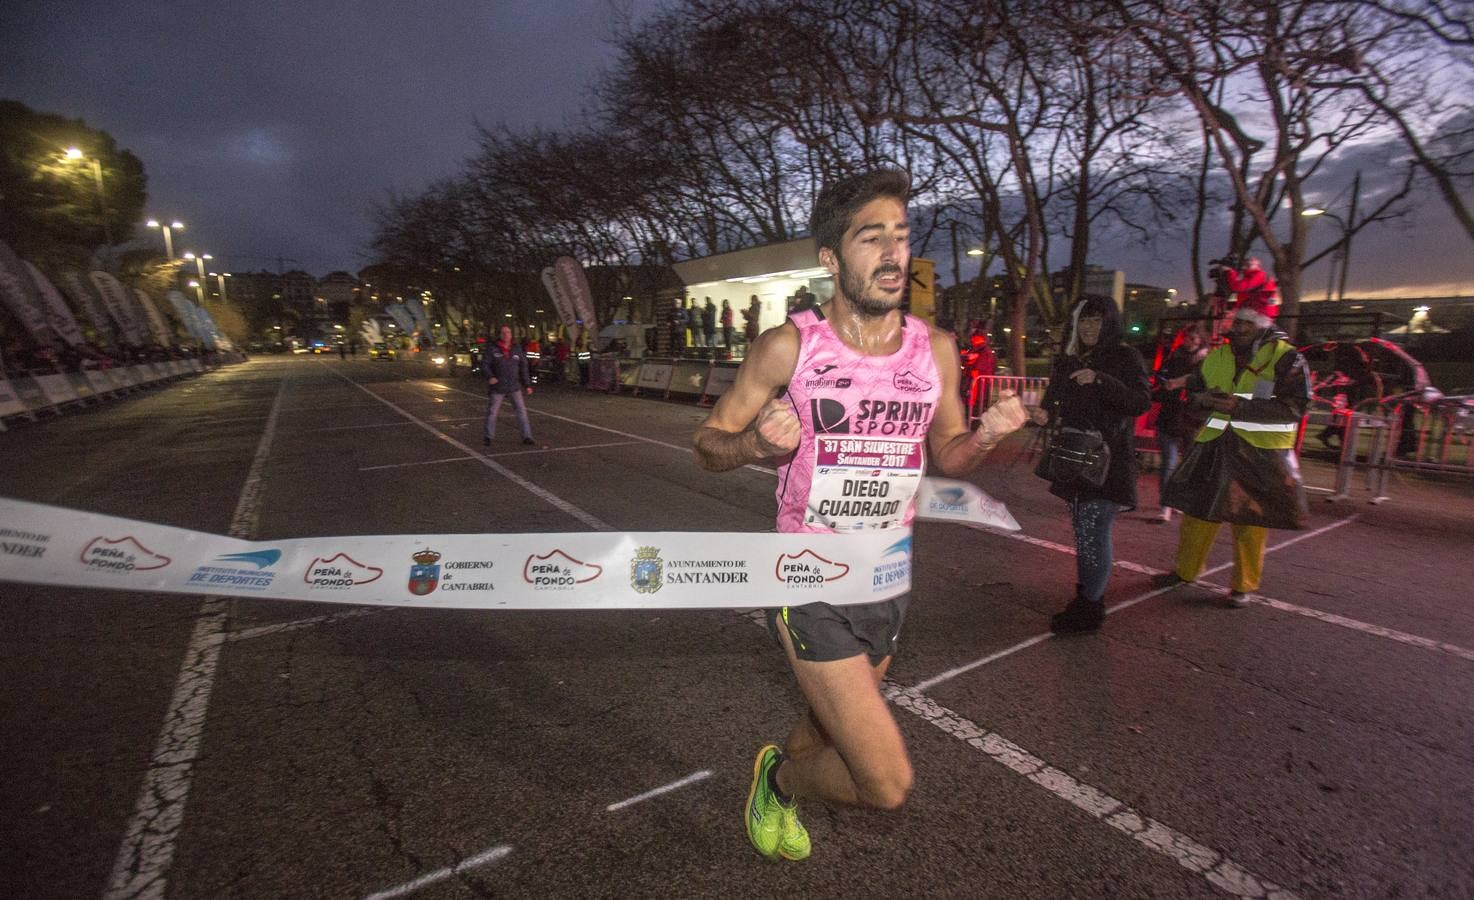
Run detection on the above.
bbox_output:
[358,455,479,472]
[883,685,1297,899]
[606,770,714,812]
[485,439,641,458]
[326,366,613,531]
[911,516,1360,693]
[1238,593,1474,664]
[105,377,288,900]
[312,416,483,433]
[362,844,513,900]
[426,382,777,476]
[227,608,382,643]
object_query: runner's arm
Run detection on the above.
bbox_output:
[926,328,1028,476]
[693,324,801,472]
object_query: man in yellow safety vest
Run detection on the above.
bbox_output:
[1157,305,1311,606]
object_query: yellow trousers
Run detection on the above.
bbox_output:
[1174,514,1268,593]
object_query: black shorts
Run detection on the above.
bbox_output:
[766,596,910,666]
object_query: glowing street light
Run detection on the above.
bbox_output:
[182,251,213,287]
[187,279,205,304]
[208,271,230,303]
[146,219,185,260]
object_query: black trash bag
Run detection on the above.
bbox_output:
[1163,430,1308,530]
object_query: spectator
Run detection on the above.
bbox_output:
[701,297,717,348]
[1031,294,1152,633]
[1158,306,1310,606]
[742,295,762,349]
[720,298,734,349]
[483,324,538,448]
[1150,324,1207,523]
[669,300,689,354]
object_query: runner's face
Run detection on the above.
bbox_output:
[833,197,910,318]
[500,326,513,343]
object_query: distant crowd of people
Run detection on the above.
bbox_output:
[0,335,206,380]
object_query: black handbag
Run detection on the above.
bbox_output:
[1035,425,1111,488]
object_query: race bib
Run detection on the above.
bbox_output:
[805,436,925,532]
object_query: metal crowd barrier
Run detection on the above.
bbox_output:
[0,355,240,431]
[966,375,1051,427]
[1324,397,1473,503]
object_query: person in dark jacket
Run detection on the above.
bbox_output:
[1150,324,1207,522]
[483,324,537,447]
[1032,294,1152,633]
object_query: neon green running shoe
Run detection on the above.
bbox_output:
[777,797,811,861]
[746,744,784,859]
[746,744,810,861]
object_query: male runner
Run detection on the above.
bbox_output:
[693,168,1029,860]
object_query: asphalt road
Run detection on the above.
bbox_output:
[2,355,1471,899]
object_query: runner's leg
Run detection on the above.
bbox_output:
[771,624,911,809]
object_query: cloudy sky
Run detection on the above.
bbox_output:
[2,1,1470,301]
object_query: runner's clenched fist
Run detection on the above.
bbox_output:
[752,398,801,457]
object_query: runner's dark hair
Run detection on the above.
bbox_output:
[810,168,911,256]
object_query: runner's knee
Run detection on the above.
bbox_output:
[856,759,913,810]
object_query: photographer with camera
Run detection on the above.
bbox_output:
[1156,306,1310,607]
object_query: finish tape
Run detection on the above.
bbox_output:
[0,478,1017,611]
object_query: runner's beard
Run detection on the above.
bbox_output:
[838,258,906,318]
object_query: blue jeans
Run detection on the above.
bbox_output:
[1071,497,1120,604]
[1159,434,1188,499]
[484,390,533,441]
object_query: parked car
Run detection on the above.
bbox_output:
[371,342,397,360]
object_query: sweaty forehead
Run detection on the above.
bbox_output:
[845,197,908,237]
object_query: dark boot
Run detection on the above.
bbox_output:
[1050,594,1104,634]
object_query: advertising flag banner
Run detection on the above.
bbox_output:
[386,303,416,334]
[553,256,598,338]
[0,240,54,345]
[59,271,117,342]
[166,291,202,340]
[540,266,578,343]
[89,271,146,344]
[407,298,430,330]
[134,289,176,345]
[21,262,86,347]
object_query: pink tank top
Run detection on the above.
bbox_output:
[777,309,941,533]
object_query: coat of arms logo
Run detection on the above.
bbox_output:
[630,546,663,594]
[408,549,442,596]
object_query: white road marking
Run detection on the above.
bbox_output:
[883,685,1297,899]
[1237,593,1474,663]
[911,516,1360,692]
[105,378,288,900]
[606,770,714,812]
[227,608,382,643]
[327,366,613,531]
[430,382,777,475]
[312,416,482,432]
[362,844,513,900]
[358,455,479,472]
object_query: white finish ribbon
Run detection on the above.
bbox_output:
[0,481,1014,610]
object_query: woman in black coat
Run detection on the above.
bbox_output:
[1032,294,1151,633]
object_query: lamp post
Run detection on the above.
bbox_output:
[64,148,113,270]
[1301,208,1350,301]
[147,219,185,260]
[187,279,205,306]
[182,251,213,285]
[209,271,230,303]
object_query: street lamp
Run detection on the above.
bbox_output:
[146,219,185,260]
[209,271,230,303]
[187,279,205,305]
[182,251,213,287]
[63,147,113,269]
[1301,208,1351,301]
